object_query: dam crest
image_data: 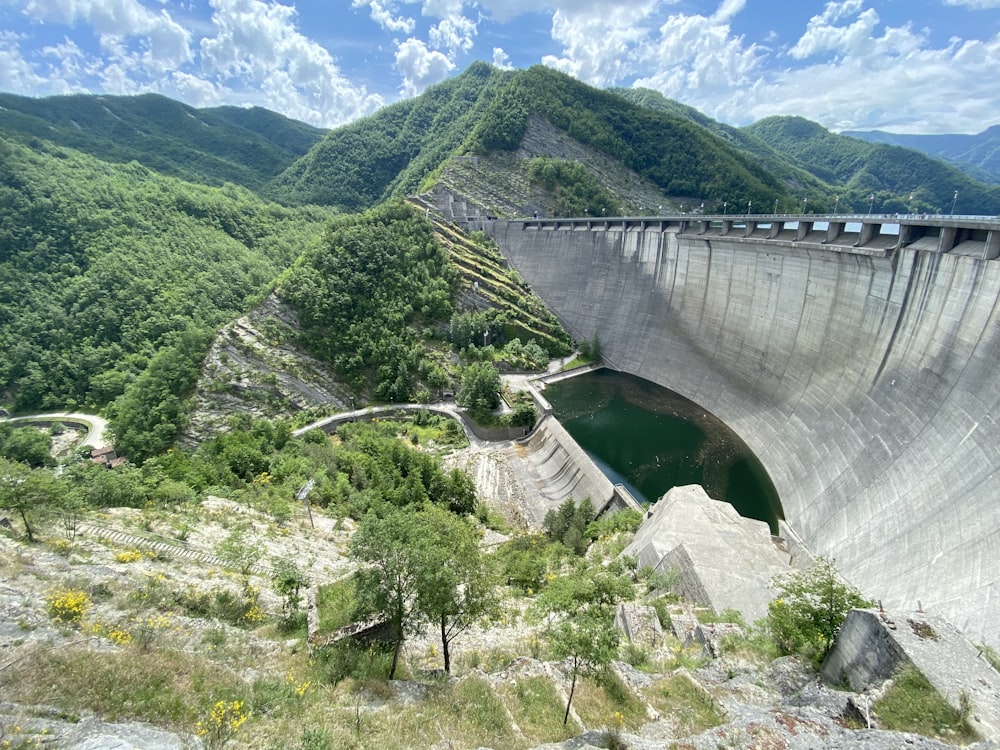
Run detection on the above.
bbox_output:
[447,199,1000,648]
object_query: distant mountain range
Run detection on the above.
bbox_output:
[844,126,1000,186]
[0,91,326,192]
[2,65,998,215]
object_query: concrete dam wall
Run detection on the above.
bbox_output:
[485,216,1000,647]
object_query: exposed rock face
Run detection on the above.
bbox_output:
[435,114,670,218]
[623,484,792,623]
[615,602,664,647]
[183,294,353,444]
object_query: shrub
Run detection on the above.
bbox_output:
[765,557,873,667]
[196,699,250,749]
[46,588,91,625]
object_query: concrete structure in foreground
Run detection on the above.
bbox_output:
[822,608,1000,741]
[473,209,1000,648]
[624,484,791,623]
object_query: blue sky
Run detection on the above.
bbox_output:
[1,0,998,134]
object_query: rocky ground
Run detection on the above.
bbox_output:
[1,477,993,750]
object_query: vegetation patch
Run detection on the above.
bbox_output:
[645,673,726,737]
[0,646,245,728]
[500,675,579,743]
[571,672,646,731]
[873,664,978,744]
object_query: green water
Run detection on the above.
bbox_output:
[544,369,783,533]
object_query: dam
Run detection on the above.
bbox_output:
[476,210,1000,648]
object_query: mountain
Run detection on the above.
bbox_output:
[273,64,787,213]
[745,116,1000,215]
[269,61,513,210]
[0,134,332,458]
[0,92,326,192]
[843,126,1000,185]
[612,87,833,204]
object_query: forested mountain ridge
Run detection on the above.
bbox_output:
[272,64,788,213]
[268,61,513,210]
[745,116,1000,214]
[612,87,833,201]
[0,135,333,459]
[843,125,1000,186]
[0,91,326,192]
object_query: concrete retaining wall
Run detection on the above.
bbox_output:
[487,219,1000,647]
[508,415,616,524]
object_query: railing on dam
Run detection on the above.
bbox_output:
[481,213,1000,261]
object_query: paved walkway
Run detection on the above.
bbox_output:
[0,411,109,448]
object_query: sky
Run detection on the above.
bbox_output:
[1,0,999,135]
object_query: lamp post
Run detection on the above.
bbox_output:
[868,193,875,215]
[908,193,915,215]
[773,198,779,216]
[834,195,840,214]
[802,197,808,214]
[746,199,752,217]
[951,190,959,215]
[723,201,728,215]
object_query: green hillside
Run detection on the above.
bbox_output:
[0,92,326,191]
[745,116,1000,214]
[0,135,332,458]
[273,64,788,213]
[844,126,1000,186]
[613,87,833,202]
[269,62,512,210]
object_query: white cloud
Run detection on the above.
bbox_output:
[944,0,1000,7]
[631,7,761,98]
[789,4,880,59]
[167,69,225,107]
[199,0,384,127]
[395,36,454,96]
[0,31,52,93]
[22,0,193,69]
[428,13,476,55]
[541,1,659,86]
[492,46,512,69]
[352,0,415,34]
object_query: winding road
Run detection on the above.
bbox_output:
[0,412,109,449]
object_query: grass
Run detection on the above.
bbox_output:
[500,675,580,743]
[0,645,246,728]
[571,671,647,731]
[874,664,979,744]
[645,673,726,737]
[315,576,357,634]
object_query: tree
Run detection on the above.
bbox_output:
[414,504,500,673]
[766,557,874,666]
[272,556,310,623]
[542,497,596,555]
[533,563,632,722]
[0,458,63,542]
[456,361,501,413]
[0,426,54,468]
[550,612,620,724]
[350,505,426,679]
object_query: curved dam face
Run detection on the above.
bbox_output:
[486,217,1000,646]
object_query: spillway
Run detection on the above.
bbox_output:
[483,214,1000,648]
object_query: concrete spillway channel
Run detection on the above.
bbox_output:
[481,212,1000,649]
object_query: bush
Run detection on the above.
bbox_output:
[765,557,873,667]
[46,588,91,625]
